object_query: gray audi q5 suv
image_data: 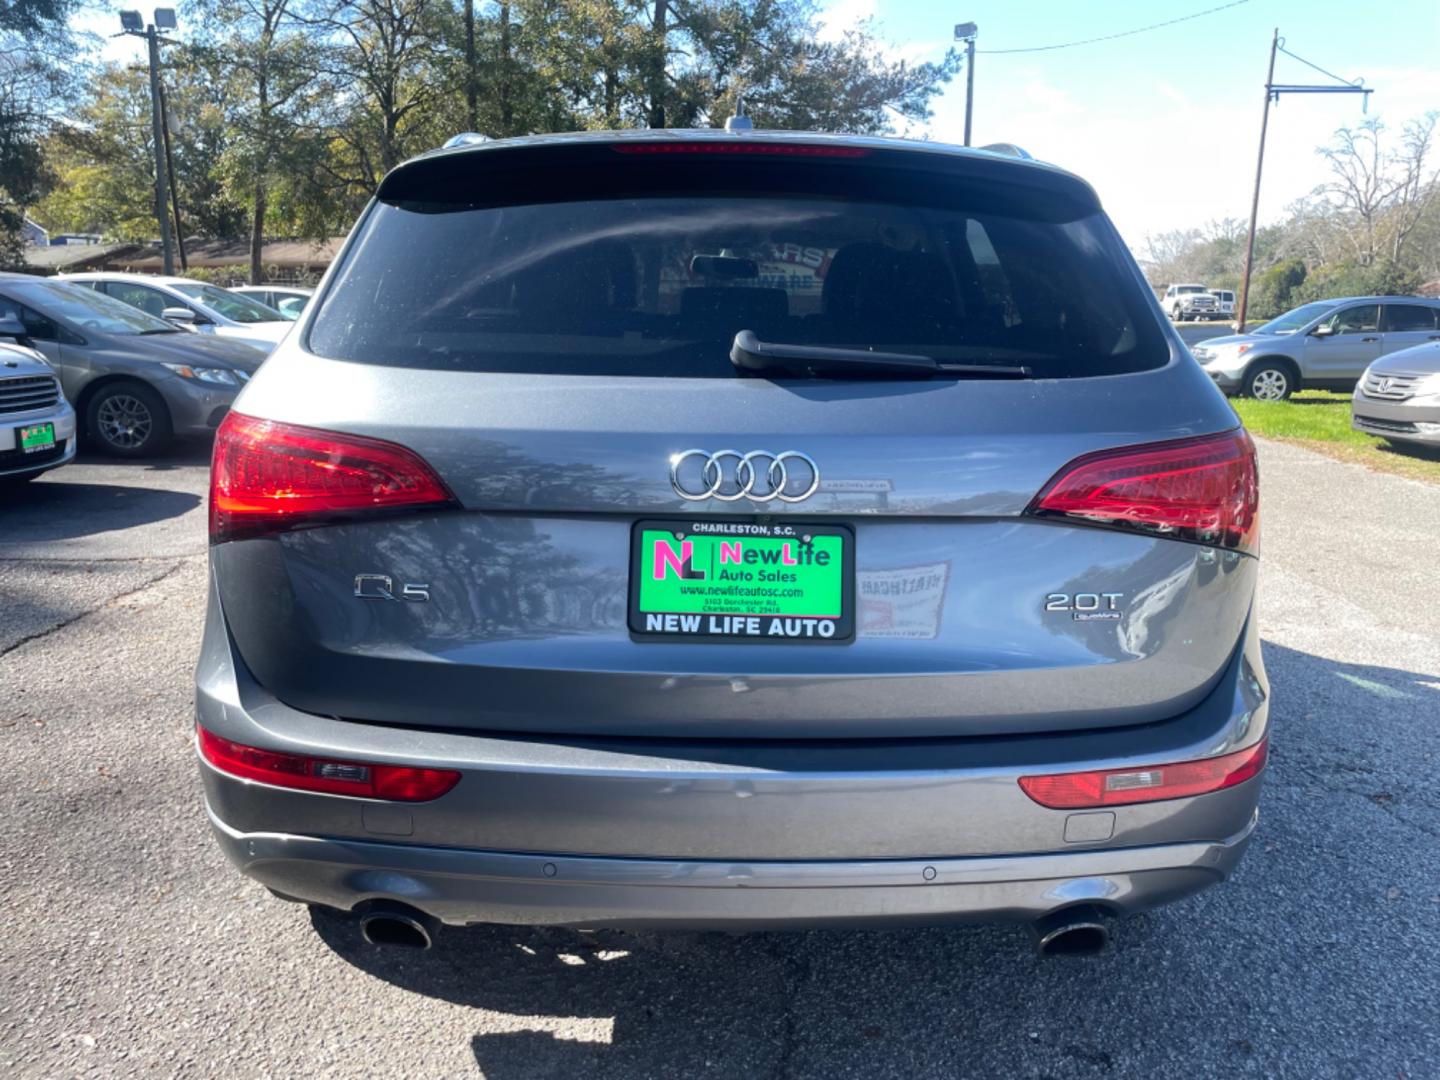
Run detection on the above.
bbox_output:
[197,129,1267,954]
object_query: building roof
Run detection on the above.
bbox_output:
[113,238,345,272]
[21,241,143,273]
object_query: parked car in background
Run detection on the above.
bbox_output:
[230,286,313,321]
[1161,283,1218,321]
[197,128,1267,954]
[0,330,76,487]
[1209,289,1236,319]
[61,273,292,352]
[1352,341,1440,449]
[0,274,267,457]
[1190,296,1440,399]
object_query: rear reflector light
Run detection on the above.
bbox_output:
[1018,738,1267,809]
[197,726,461,801]
[612,142,870,157]
[1027,429,1258,553]
[210,412,456,543]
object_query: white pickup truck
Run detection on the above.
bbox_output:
[1161,283,1219,321]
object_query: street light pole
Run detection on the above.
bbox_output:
[955,22,978,147]
[120,9,178,275]
[144,23,174,274]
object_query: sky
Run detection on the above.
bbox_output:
[818,0,1440,252]
[74,1,1440,253]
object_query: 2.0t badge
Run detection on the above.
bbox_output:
[1045,591,1125,621]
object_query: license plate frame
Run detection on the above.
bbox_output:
[629,519,855,643]
[18,422,56,454]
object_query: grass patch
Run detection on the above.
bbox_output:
[1231,390,1440,483]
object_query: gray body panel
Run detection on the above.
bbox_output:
[223,350,1249,740]
[195,129,1267,931]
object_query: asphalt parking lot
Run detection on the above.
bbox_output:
[1,435,1437,1079]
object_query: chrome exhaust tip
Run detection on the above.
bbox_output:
[358,903,438,950]
[1032,904,1110,957]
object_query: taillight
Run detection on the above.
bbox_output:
[612,142,871,157]
[210,412,456,543]
[1018,737,1267,809]
[197,725,461,801]
[1027,429,1258,553]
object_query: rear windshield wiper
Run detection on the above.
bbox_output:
[730,330,1031,379]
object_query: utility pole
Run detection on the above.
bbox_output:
[158,82,186,271]
[955,22,978,146]
[1235,30,1372,330]
[1235,30,1279,333]
[464,0,477,132]
[649,1,668,129]
[119,9,179,275]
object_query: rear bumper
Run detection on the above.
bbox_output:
[207,801,1258,929]
[195,581,1269,928]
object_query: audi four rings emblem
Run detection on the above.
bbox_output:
[669,449,821,503]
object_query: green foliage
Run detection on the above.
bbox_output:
[29,0,963,256]
[1250,258,1307,319]
[1293,260,1422,304]
[0,0,75,266]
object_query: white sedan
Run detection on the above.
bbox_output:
[61,273,292,353]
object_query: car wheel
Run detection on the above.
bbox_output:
[1245,363,1293,401]
[1170,306,1182,321]
[87,381,174,457]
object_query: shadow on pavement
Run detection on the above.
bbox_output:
[303,640,1439,1077]
[75,437,213,470]
[0,481,200,540]
[1373,440,1440,463]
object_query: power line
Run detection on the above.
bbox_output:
[977,0,1250,55]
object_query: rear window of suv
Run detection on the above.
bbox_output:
[307,153,1167,379]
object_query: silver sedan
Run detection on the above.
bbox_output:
[1352,341,1440,448]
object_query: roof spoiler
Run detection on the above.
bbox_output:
[978,143,1033,160]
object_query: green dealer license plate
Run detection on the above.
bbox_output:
[629,520,854,641]
[19,422,55,454]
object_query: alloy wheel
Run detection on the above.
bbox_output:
[1250,369,1289,401]
[96,393,154,450]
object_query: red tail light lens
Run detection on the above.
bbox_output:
[612,142,871,157]
[1028,430,1258,553]
[197,726,461,801]
[210,412,456,543]
[1018,737,1267,809]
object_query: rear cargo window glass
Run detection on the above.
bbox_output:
[308,190,1167,379]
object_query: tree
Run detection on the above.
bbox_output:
[1250,258,1306,319]
[190,0,330,282]
[1317,114,1440,268]
[306,0,454,187]
[35,61,249,241]
[0,0,76,266]
[27,0,965,259]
